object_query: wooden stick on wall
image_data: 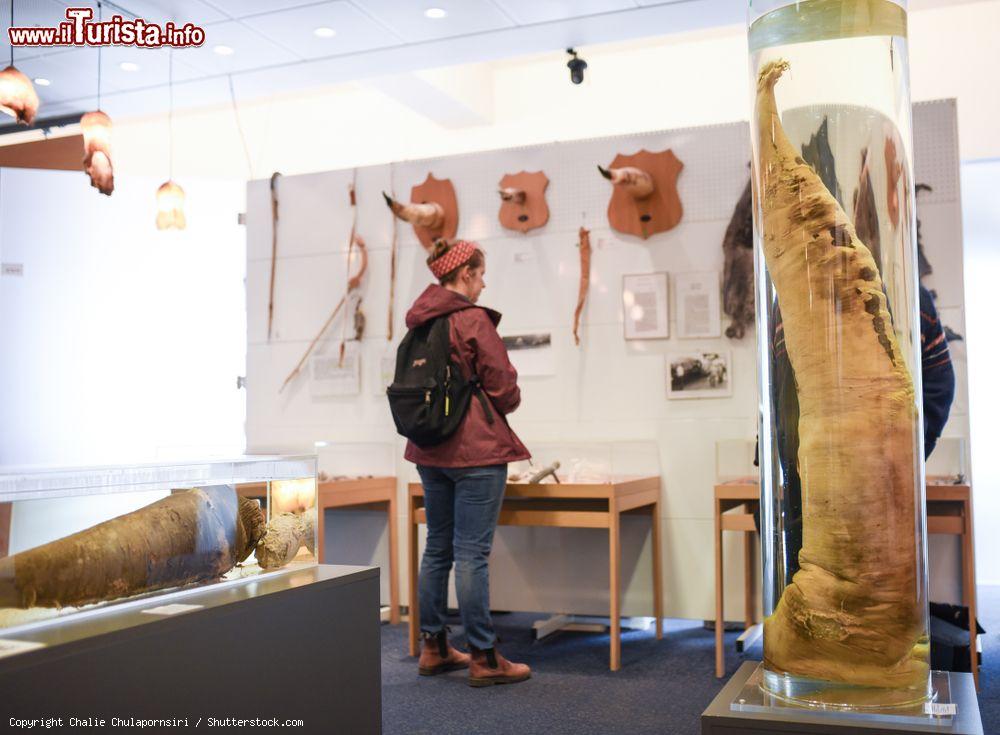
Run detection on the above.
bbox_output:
[266,172,282,341]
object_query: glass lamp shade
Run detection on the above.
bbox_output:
[81,110,114,196]
[156,180,187,230]
[0,65,39,125]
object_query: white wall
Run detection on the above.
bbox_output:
[961,158,1000,585]
[245,101,970,619]
[0,168,246,466]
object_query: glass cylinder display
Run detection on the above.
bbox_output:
[748,0,930,708]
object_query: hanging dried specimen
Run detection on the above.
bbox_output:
[755,60,925,689]
[383,173,458,251]
[573,227,591,346]
[722,178,755,339]
[80,110,114,195]
[0,486,265,609]
[800,116,842,206]
[280,234,368,393]
[0,65,39,125]
[155,180,186,230]
[387,184,399,342]
[254,512,316,570]
[498,171,549,233]
[852,147,881,262]
[599,149,683,239]
[267,171,282,341]
[526,462,561,485]
[885,134,903,229]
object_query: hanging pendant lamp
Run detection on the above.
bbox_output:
[156,49,185,229]
[82,2,114,195]
[0,2,40,124]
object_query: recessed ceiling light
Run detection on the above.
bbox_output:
[120,61,139,72]
[424,7,447,19]
[33,77,51,86]
[213,45,234,56]
[313,26,336,38]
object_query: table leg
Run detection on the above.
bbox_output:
[962,497,979,689]
[609,498,621,671]
[715,498,725,678]
[316,505,326,564]
[408,494,420,657]
[651,501,663,640]
[388,493,401,626]
[0,502,11,558]
[744,504,755,629]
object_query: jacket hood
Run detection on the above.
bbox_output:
[405,284,501,329]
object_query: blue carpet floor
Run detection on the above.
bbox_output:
[381,587,999,734]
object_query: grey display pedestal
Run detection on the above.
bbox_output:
[702,662,983,735]
[0,564,381,735]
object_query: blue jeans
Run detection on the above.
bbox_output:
[416,463,507,650]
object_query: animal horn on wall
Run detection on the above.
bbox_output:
[498,187,526,204]
[598,164,655,199]
[382,192,444,229]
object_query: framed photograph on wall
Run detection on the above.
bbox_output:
[666,350,732,399]
[501,333,555,376]
[675,271,721,338]
[622,272,670,340]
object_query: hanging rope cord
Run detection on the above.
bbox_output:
[9,0,14,67]
[97,2,102,109]
[228,74,254,180]
[168,48,173,181]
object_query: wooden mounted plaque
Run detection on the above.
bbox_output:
[407,174,459,251]
[498,171,549,233]
[602,149,684,240]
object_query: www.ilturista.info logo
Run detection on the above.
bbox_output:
[7,7,206,49]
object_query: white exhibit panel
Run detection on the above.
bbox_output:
[245,101,971,620]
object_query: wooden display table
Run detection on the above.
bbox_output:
[407,476,663,671]
[239,477,400,625]
[713,479,979,687]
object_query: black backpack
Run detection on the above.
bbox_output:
[386,314,493,447]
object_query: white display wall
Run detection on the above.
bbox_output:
[246,100,970,620]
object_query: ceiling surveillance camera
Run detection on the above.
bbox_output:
[566,48,587,85]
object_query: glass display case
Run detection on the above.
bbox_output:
[749,0,931,711]
[314,442,396,482]
[0,455,317,645]
[505,441,661,485]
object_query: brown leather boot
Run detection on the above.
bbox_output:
[418,630,471,676]
[468,646,531,687]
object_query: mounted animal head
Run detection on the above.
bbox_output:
[600,149,684,240]
[384,173,458,251]
[598,165,655,200]
[498,171,549,234]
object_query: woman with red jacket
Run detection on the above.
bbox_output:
[406,239,532,687]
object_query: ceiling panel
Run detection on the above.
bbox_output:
[177,20,301,74]
[99,46,210,90]
[241,2,399,59]
[493,0,638,26]
[356,0,515,43]
[56,0,229,25]
[200,0,324,20]
[15,48,129,107]
[3,0,79,60]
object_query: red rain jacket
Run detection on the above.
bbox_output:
[402,285,530,468]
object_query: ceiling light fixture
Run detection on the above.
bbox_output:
[119,61,139,72]
[213,45,234,56]
[566,48,588,85]
[82,2,113,195]
[424,7,447,19]
[0,0,40,124]
[33,77,51,86]
[313,26,336,38]
[157,49,186,231]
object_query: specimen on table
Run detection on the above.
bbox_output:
[267,171,281,341]
[754,59,926,690]
[526,462,561,485]
[81,110,114,196]
[280,233,368,392]
[0,65,39,125]
[721,178,754,339]
[498,171,550,233]
[599,149,683,239]
[0,486,265,608]
[255,512,316,570]
[573,227,592,345]
[383,173,458,251]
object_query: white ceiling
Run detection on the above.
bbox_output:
[0,0,975,128]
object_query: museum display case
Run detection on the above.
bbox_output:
[315,441,396,482]
[749,0,933,710]
[0,455,317,650]
[505,440,661,485]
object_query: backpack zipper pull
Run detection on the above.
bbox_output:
[425,390,431,405]
[445,366,451,416]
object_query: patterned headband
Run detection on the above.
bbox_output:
[429,240,478,279]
